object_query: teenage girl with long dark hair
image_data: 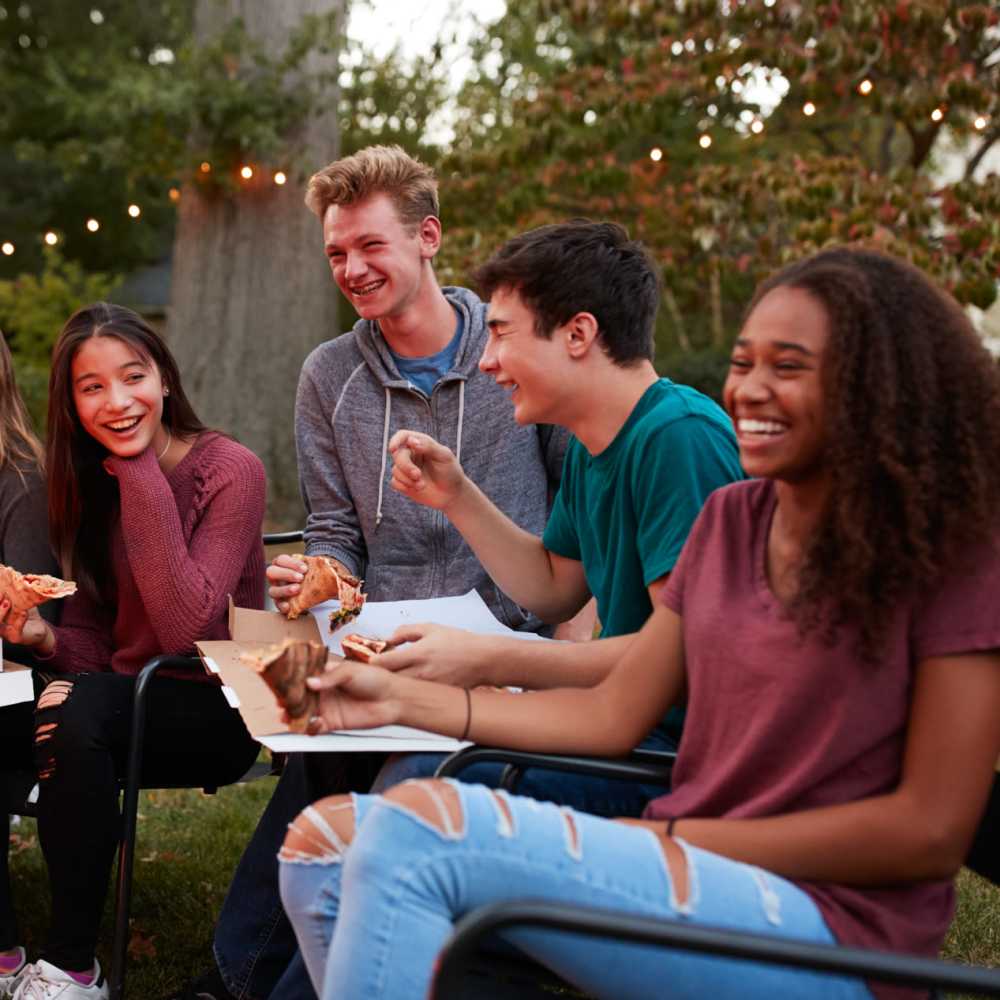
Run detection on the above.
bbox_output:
[0,304,265,1000]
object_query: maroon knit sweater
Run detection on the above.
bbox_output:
[43,432,266,680]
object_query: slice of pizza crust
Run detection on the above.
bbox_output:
[284,555,367,626]
[341,633,396,663]
[240,638,331,734]
[0,563,77,631]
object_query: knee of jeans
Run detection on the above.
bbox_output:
[377,778,470,839]
[279,794,356,864]
[32,679,76,782]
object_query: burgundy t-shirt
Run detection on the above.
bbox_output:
[645,479,1000,992]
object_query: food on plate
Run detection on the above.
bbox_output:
[241,638,331,733]
[341,633,396,663]
[284,555,367,624]
[0,563,77,631]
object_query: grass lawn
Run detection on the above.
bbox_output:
[7,776,1000,999]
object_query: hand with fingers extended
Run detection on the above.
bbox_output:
[0,599,52,649]
[266,553,352,615]
[388,429,467,510]
[300,659,402,733]
[373,623,491,687]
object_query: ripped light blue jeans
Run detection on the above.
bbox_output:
[278,780,873,1000]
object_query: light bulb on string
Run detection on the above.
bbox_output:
[1,242,14,256]
[803,101,817,117]
[750,119,764,134]
[168,187,180,203]
[974,115,988,131]
[240,166,254,180]
[200,161,212,173]
[44,231,58,246]
[930,107,944,123]
[127,204,141,218]
[649,147,663,162]
[86,218,100,233]
[699,134,712,149]
[858,79,873,96]
[274,171,287,185]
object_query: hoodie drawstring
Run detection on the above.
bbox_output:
[375,387,391,528]
[456,380,465,465]
[375,379,465,530]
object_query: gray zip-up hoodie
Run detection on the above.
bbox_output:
[295,286,568,632]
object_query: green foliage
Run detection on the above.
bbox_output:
[0,248,117,426]
[658,349,731,404]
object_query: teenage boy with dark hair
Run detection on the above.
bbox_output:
[367,219,744,793]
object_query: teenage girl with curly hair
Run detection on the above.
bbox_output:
[279,247,1000,1000]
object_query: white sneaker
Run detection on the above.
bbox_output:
[1,948,27,999]
[11,960,108,1000]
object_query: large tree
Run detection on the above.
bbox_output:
[167,0,345,525]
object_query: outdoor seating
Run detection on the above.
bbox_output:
[432,750,1000,999]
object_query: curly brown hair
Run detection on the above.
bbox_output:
[750,246,1000,659]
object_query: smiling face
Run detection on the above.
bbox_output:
[322,192,438,322]
[723,285,831,485]
[71,334,169,459]
[480,286,571,426]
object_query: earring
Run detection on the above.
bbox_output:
[163,387,170,396]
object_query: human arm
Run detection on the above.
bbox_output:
[310,600,686,756]
[389,429,590,622]
[374,577,665,688]
[110,443,265,652]
[296,364,365,577]
[627,650,1000,887]
[552,597,598,642]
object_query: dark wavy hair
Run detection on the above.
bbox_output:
[47,303,207,606]
[750,247,1000,658]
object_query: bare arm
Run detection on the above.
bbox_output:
[389,429,590,622]
[376,577,666,689]
[633,651,1000,886]
[311,601,686,757]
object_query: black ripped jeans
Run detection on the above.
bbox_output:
[32,672,259,971]
[1,702,36,951]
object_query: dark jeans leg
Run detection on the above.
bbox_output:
[0,703,35,950]
[371,730,678,818]
[34,673,258,971]
[213,753,385,1000]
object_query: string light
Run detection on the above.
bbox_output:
[649,147,663,162]
[240,165,254,180]
[930,107,944,122]
[699,134,712,149]
[974,115,988,131]
[44,231,58,245]
[274,170,287,185]
[803,101,817,116]
[200,161,212,173]
[127,204,141,218]
[750,119,764,134]
[168,187,180,202]
[858,79,873,96]
[1,242,14,256]
[86,218,100,232]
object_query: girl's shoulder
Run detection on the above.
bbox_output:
[181,432,266,489]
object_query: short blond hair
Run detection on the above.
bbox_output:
[305,145,439,229]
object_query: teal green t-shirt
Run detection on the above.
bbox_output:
[543,378,743,740]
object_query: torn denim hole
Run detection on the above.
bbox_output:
[750,867,783,926]
[33,679,75,782]
[279,800,355,866]
[489,789,515,838]
[380,779,467,841]
[666,835,696,916]
[559,807,582,861]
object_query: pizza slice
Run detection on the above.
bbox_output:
[284,555,367,626]
[240,638,331,734]
[0,563,77,631]
[340,633,396,663]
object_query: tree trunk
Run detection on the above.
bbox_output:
[168,0,343,527]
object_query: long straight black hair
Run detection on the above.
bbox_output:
[47,303,207,606]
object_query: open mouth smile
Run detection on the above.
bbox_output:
[103,416,143,434]
[349,279,386,297]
